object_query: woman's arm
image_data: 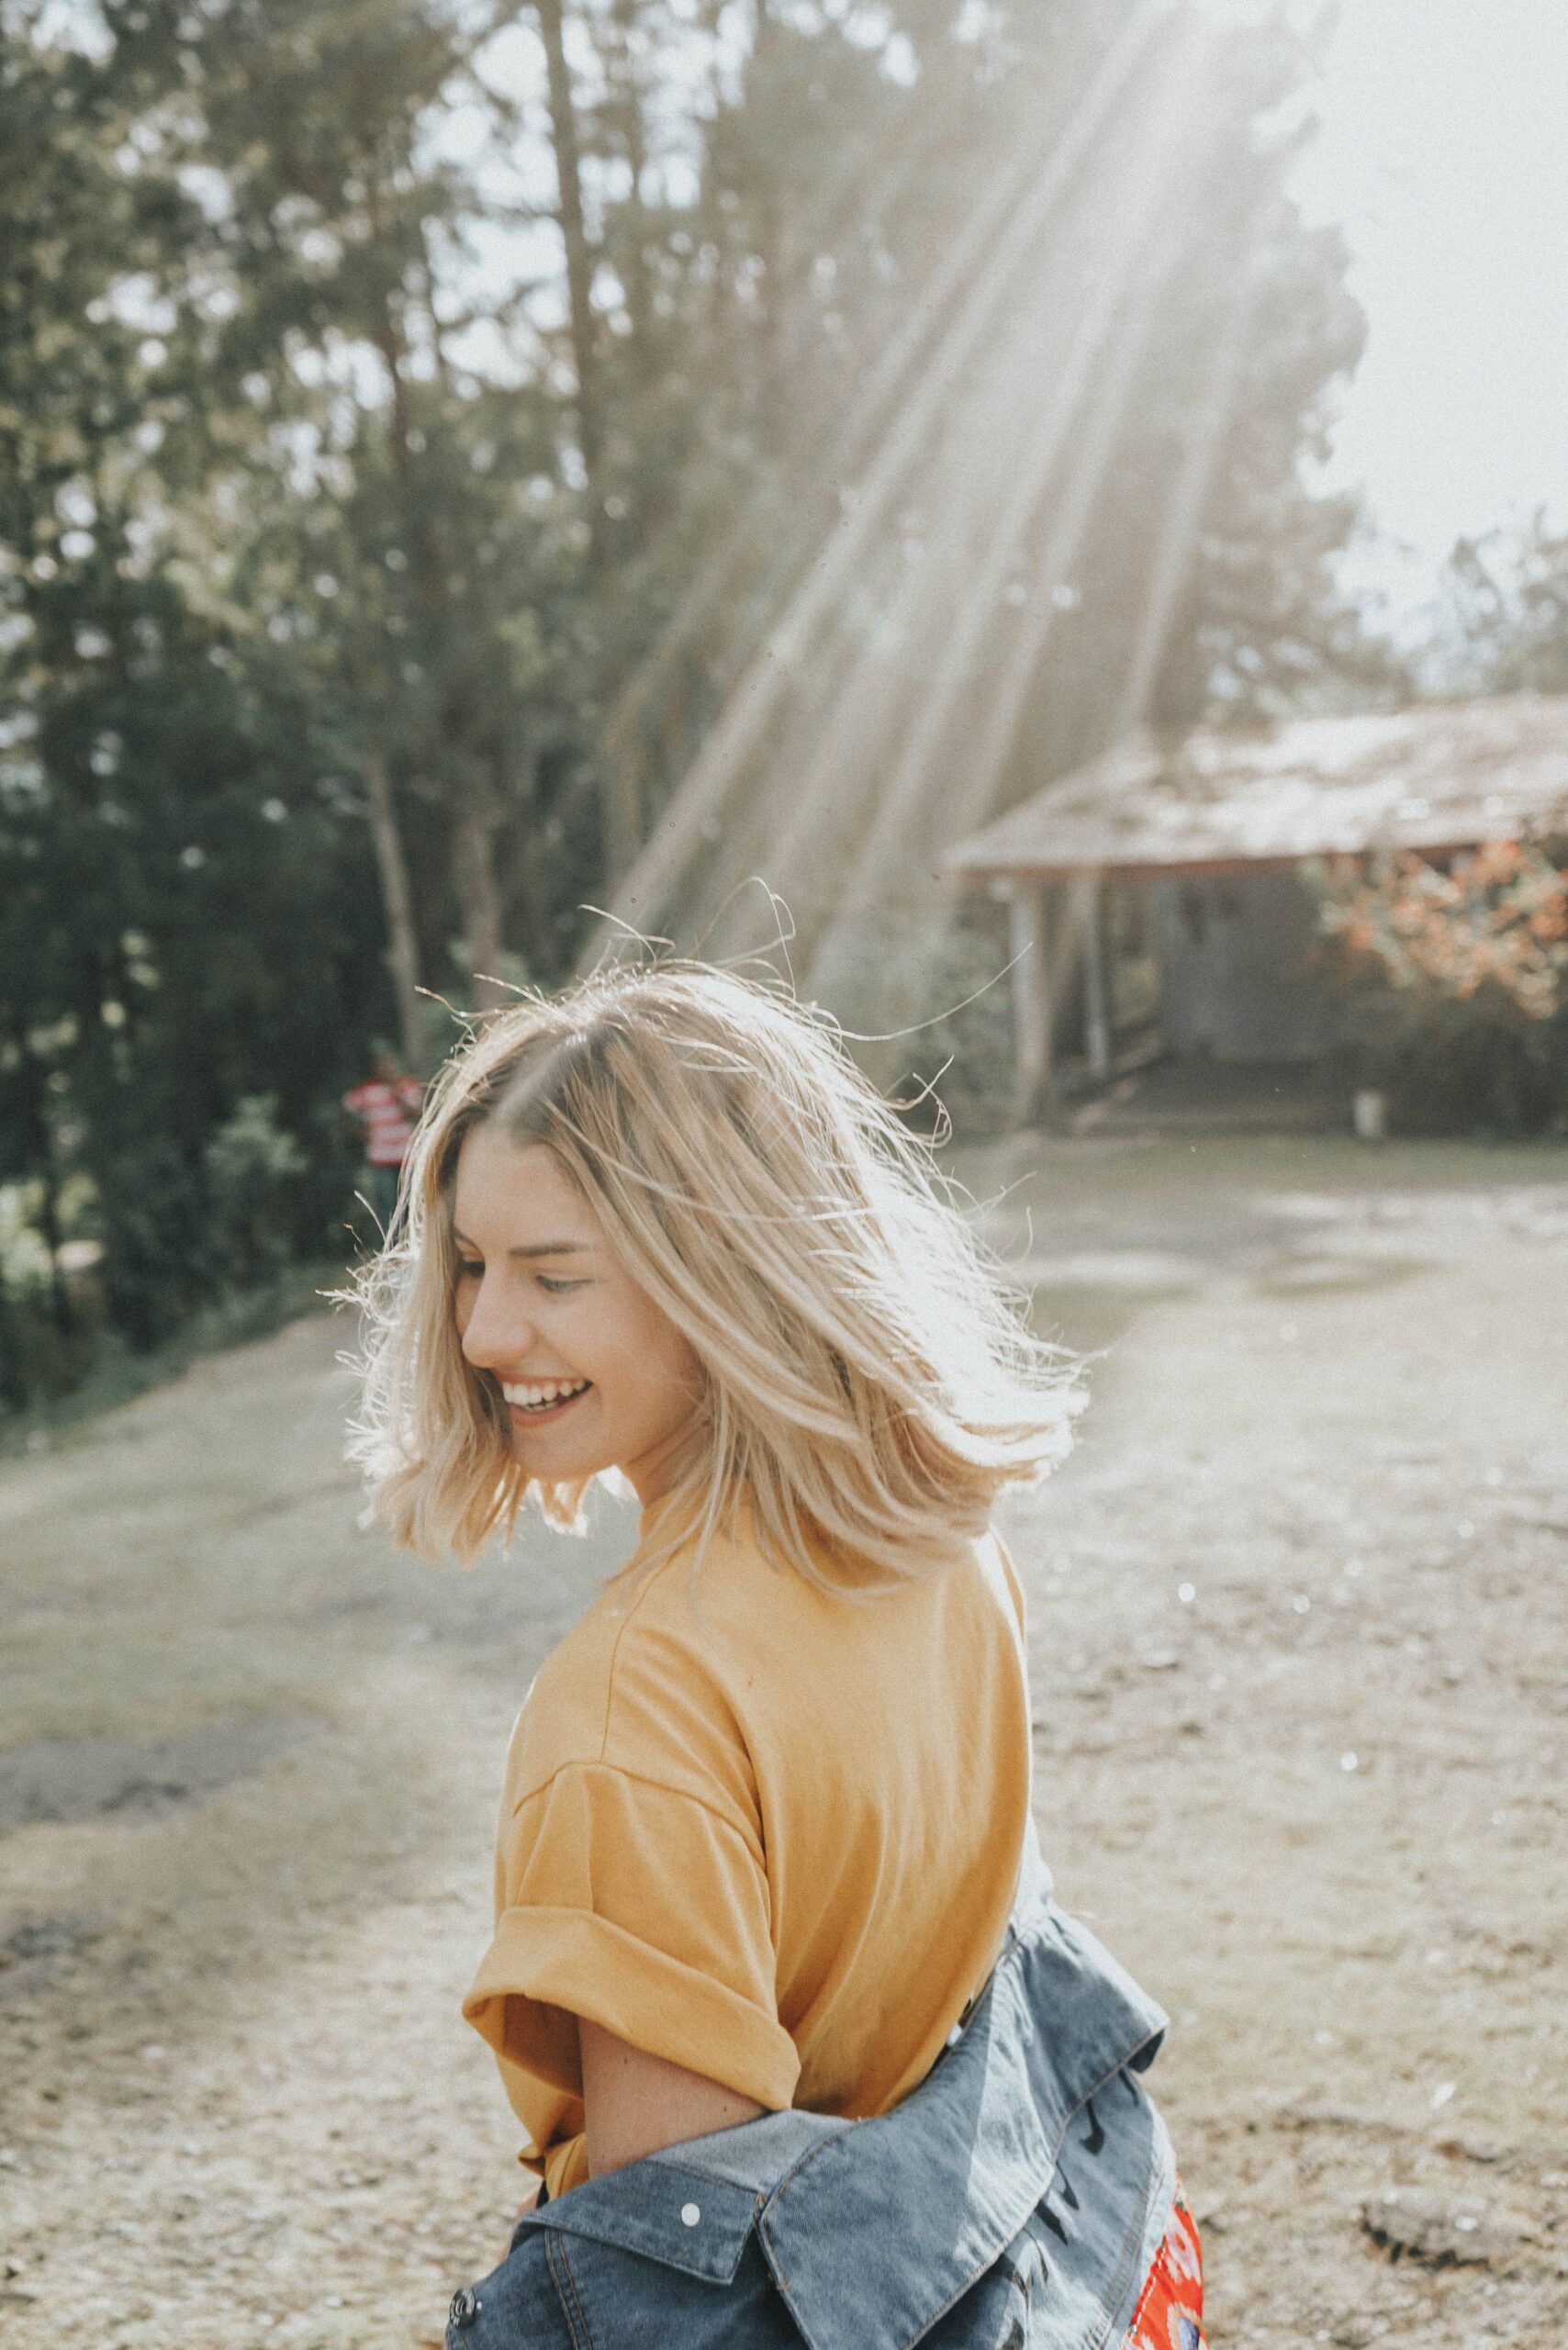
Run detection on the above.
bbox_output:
[579,2018,766,2178]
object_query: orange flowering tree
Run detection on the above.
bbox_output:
[1319,842,1568,1016]
[1313,842,1568,1132]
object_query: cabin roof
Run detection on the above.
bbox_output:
[946,696,1568,879]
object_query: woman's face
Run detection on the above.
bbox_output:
[451,1125,705,1504]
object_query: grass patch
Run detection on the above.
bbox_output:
[0,1258,345,1464]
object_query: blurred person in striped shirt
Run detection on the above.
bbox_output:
[342,1046,424,1233]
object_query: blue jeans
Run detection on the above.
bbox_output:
[442,1897,1175,2350]
[365,1163,401,1235]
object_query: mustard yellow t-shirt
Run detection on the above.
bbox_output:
[462,1505,1032,2199]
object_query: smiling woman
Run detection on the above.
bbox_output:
[346,964,1204,2348]
[349,962,1080,1572]
[450,1130,705,1505]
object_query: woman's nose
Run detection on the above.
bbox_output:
[460,1279,535,1371]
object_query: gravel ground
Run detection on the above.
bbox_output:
[1,1135,1565,2348]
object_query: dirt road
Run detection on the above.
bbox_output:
[3,1136,1566,2348]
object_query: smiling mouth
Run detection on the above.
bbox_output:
[500,1378,593,1422]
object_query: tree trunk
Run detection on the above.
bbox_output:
[535,0,640,880]
[362,741,426,1070]
[749,0,789,429]
[34,1161,74,1340]
[500,736,547,966]
[12,1030,74,1338]
[0,1265,27,1411]
[452,775,509,1012]
[365,178,443,596]
[536,0,605,518]
[603,732,646,888]
[610,0,654,362]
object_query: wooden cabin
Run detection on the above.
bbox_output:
[946,696,1568,1114]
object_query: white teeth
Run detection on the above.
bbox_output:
[501,1377,589,1410]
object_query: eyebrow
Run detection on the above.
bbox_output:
[452,1229,595,1259]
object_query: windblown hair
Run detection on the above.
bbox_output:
[348,963,1079,1581]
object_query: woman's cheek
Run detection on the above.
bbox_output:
[563,1293,616,1371]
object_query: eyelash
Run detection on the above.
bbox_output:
[455,1262,584,1295]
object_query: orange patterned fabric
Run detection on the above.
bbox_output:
[1126,2184,1207,2350]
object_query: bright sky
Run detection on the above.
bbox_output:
[1288,0,1568,624]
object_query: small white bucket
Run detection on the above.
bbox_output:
[1352,1089,1388,1142]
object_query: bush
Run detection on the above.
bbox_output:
[0,1273,97,1408]
[812,906,1017,1129]
[1314,844,1568,1135]
[91,1135,216,1352]
[203,1094,310,1291]
[1344,983,1568,1135]
[88,1097,313,1353]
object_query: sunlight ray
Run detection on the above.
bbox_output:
[584,0,1177,962]
[821,91,1207,953]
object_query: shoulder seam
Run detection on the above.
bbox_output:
[507,1757,761,1850]
[594,1548,684,1764]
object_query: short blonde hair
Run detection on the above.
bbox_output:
[348,963,1078,1579]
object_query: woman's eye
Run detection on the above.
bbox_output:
[456,1259,483,1280]
[536,1275,588,1294]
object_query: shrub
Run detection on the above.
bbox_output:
[812,907,1017,1128]
[203,1093,310,1291]
[93,1135,217,1351]
[1314,843,1568,1134]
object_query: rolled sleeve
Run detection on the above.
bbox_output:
[463,1762,801,2116]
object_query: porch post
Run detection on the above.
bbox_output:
[1006,879,1053,1124]
[1075,868,1111,1081]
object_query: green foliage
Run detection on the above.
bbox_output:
[813,906,1017,1129]
[0,1183,96,1405]
[1334,981,1568,1139]
[86,1131,207,1351]
[1313,845,1568,1136]
[1,0,1378,1408]
[204,1092,309,1288]
[0,1281,97,1409]
[0,1251,336,1460]
[1319,842,1568,1019]
[1342,526,1568,1134]
[1430,521,1568,698]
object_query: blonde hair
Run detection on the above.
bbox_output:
[348,962,1079,1581]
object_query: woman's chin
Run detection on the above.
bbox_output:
[507,1425,613,1487]
[511,1435,599,1476]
